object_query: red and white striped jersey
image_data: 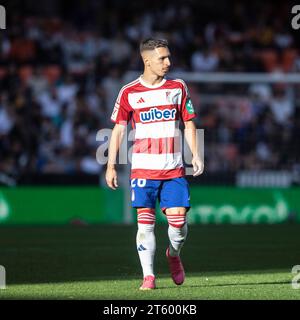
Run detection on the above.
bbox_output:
[111,76,196,180]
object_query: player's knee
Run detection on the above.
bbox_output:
[165,207,187,216]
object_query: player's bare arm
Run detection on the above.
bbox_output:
[105,123,126,190]
[184,120,204,177]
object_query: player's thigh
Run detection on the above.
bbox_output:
[159,177,190,213]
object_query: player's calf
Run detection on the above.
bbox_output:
[136,208,156,289]
[167,213,187,256]
[166,211,187,285]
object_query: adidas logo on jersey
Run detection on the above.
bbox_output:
[137,97,145,103]
[140,107,176,123]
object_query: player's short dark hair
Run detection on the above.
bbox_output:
[140,38,168,53]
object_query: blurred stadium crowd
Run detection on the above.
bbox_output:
[0,0,299,179]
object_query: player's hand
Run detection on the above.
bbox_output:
[192,156,204,177]
[105,166,118,190]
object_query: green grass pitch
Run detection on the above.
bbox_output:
[0,224,300,299]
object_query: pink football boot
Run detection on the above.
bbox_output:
[166,247,185,285]
[139,275,156,290]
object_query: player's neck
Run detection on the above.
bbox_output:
[141,73,164,86]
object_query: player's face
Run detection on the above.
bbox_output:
[148,47,171,77]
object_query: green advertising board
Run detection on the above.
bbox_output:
[188,187,299,224]
[0,187,299,224]
[0,187,123,224]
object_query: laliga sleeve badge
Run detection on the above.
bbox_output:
[186,98,195,114]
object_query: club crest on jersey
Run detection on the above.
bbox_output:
[140,107,176,123]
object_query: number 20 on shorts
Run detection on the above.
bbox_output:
[131,179,146,188]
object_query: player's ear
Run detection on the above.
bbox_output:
[143,58,150,67]
[141,51,151,67]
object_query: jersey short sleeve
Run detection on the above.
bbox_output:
[180,80,196,122]
[111,88,132,124]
